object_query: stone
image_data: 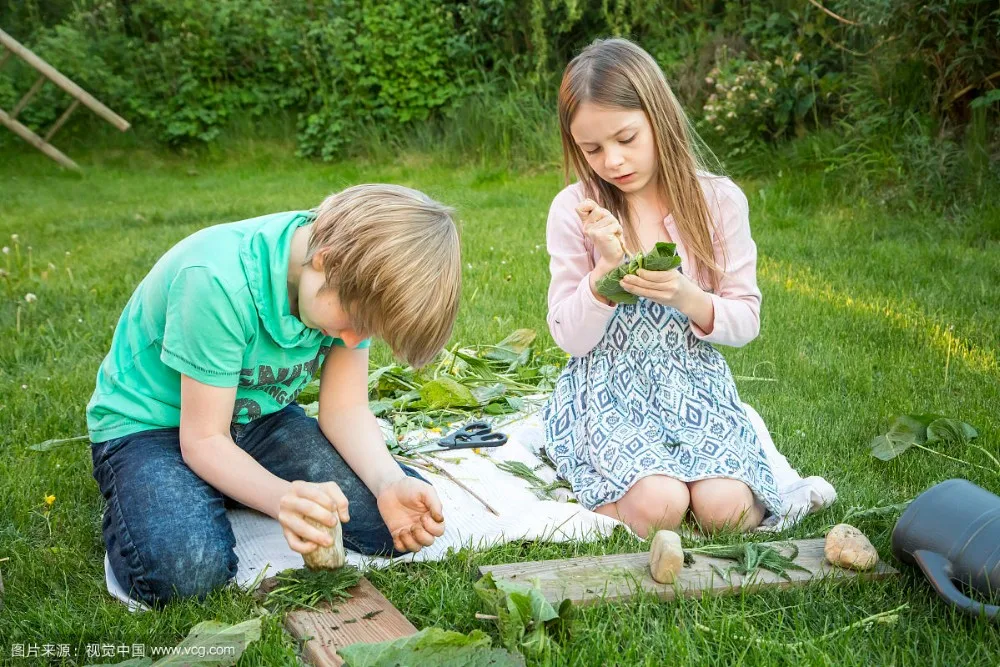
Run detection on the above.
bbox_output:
[302,516,346,570]
[824,523,879,571]
[649,530,684,584]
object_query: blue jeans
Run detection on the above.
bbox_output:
[91,403,423,607]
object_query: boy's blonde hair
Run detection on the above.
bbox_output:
[558,38,726,291]
[307,184,461,368]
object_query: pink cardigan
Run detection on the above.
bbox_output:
[546,176,762,357]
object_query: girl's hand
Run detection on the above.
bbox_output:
[621,267,700,311]
[576,199,626,266]
[377,477,445,553]
[277,480,350,554]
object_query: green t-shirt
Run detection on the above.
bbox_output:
[86,210,369,443]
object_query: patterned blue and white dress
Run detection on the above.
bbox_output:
[543,296,782,514]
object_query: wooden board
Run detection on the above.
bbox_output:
[479,538,897,607]
[283,577,417,667]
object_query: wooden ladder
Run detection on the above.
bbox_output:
[0,27,130,170]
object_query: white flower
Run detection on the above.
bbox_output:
[24,293,37,303]
[794,52,803,63]
[726,111,737,119]
[706,114,716,122]
[715,125,725,132]
[10,234,18,242]
[749,92,758,101]
[705,76,714,84]
[21,385,27,389]
[2,247,8,254]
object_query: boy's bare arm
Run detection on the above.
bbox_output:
[316,345,406,495]
[178,375,294,518]
[178,375,348,554]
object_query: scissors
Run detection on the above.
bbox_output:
[425,420,508,451]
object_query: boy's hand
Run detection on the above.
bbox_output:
[576,198,626,266]
[377,478,445,553]
[277,481,350,555]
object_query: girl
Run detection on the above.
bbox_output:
[543,38,781,538]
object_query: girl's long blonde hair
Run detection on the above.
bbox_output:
[558,38,727,291]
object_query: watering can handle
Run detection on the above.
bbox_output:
[913,550,999,621]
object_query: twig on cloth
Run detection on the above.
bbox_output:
[394,453,501,517]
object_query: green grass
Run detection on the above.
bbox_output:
[1,138,998,666]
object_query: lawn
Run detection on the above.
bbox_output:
[1,138,998,665]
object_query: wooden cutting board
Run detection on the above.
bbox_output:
[479,538,897,607]
[281,577,417,667]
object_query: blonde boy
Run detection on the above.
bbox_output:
[87,185,460,607]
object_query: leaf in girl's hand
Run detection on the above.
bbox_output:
[594,243,681,304]
[642,242,682,271]
[596,264,637,304]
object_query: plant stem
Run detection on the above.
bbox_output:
[912,443,994,472]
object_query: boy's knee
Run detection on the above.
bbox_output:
[690,479,757,533]
[140,540,237,605]
[619,475,690,537]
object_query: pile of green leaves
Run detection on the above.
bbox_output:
[337,628,524,667]
[870,414,979,461]
[474,572,574,658]
[595,242,682,305]
[688,542,810,582]
[263,566,362,613]
[300,329,564,450]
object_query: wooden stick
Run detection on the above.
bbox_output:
[0,28,130,131]
[0,108,79,170]
[10,75,46,120]
[44,99,79,142]
[475,613,499,620]
[807,0,860,26]
[395,453,501,516]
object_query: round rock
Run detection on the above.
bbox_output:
[824,523,879,571]
[303,516,346,570]
[649,529,684,584]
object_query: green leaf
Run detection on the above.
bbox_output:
[368,399,394,417]
[871,434,913,461]
[420,377,479,409]
[926,418,978,446]
[594,243,681,304]
[135,619,262,666]
[28,434,89,451]
[870,413,949,461]
[471,383,507,406]
[487,329,537,357]
[297,379,321,404]
[337,627,524,667]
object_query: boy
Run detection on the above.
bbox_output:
[87,184,460,607]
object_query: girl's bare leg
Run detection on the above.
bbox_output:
[688,478,765,533]
[594,475,690,538]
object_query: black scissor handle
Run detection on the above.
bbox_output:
[438,421,508,449]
